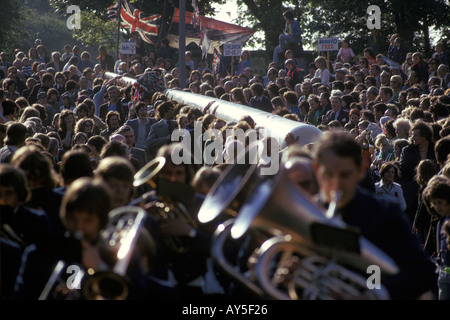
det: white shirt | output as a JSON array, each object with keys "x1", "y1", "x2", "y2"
[
  {"x1": 313, "y1": 68, "x2": 330, "y2": 86},
  {"x1": 375, "y1": 180, "x2": 407, "y2": 212}
]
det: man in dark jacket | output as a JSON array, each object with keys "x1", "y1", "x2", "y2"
[
  {"x1": 312, "y1": 131, "x2": 437, "y2": 300},
  {"x1": 98, "y1": 85, "x2": 128, "y2": 125},
  {"x1": 249, "y1": 83, "x2": 273, "y2": 113},
  {"x1": 325, "y1": 96, "x2": 350, "y2": 127},
  {"x1": 399, "y1": 120, "x2": 437, "y2": 223}
]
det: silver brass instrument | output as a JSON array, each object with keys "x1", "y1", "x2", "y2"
[
  {"x1": 199, "y1": 151, "x2": 399, "y2": 300},
  {"x1": 39, "y1": 206, "x2": 146, "y2": 300},
  {"x1": 81, "y1": 206, "x2": 147, "y2": 300},
  {"x1": 133, "y1": 156, "x2": 198, "y2": 254}
]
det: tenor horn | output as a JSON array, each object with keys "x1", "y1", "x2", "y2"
[
  {"x1": 81, "y1": 206, "x2": 147, "y2": 300},
  {"x1": 39, "y1": 207, "x2": 146, "y2": 300}
]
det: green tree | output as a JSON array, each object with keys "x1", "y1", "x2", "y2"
[
  {"x1": 71, "y1": 10, "x2": 119, "y2": 51},
  {"x1": 0, "y1": 0, "x2": 31, "y2": 57},
  {"x1": 232, "y1": 0, "x2": 450, "y2": 58}
]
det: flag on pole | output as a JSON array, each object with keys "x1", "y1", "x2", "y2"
[
  {"x1": 212, "y1": 48, "x2": 220, "y2": 74},
  {"x1": 192, "y1": 0, "x2": 200, "y2": 29},
  {"x1": 167, "y1": 8, "x2": 255, "y2": 55},
  {"x1": 107, "y1": 3, "x2": 119, "y2": 21},
  {"x1": 120, "y1": 0, "x2": 162, "y2": 45},
  {"x1": 199, "y1": 22, "x2": 210, "y2": 59}
]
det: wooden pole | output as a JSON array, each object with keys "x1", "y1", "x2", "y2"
[
  {"x1": 116, "y1": 0, "x2": 123, "y2": 60},
  {"x1": 178, "y1": 0, "x2": 186, "y2": 89}
]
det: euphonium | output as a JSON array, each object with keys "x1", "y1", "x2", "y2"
[
  {"x1": 199, "y1": 153, "x2": 399, "y2": 300},
  {"x1": 133, "y1": 156, "x2": 198, "y2": 254}
]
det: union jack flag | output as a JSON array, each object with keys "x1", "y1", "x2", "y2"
[{"x1": 120, "y1": 0, "x2": 162, "y2": 45}]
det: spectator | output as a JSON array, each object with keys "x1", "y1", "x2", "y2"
[
  {"x1": 97, "y1": 45, "x2": 115, "y2": 72},
  {"x1": 100, "y1": 110, "x2": 121, "y2": 142},
  {"x1": 146, "y1": 101, "x2": 177, "y2": 160},
  {"x1": 324, "y1": 96, "x2": 349, "y2": 127},
  {"x1": 285, "y1": 58, "x2": 304, "y2": 88},
  {"x1": 312, "y1": 57, "x2": 330, "y2": 86},
  {"x1": 237, "y1": 50, "x2": 252, "y2": 76},
  {"x1": 335, "y1": 39, "x2": 355, "y2": 64},
  {"x1": 0, "y1": 122, "x2": 28, "y2": 163},
  {"x1": 432, "y1": 42, "x2": 449, "y2": 67},
  {"x1": 248, "y1": 83, "x2": 272, "y2": 113},
  {"x1": 46, "y1": 51, "x2": 65, "y2": 72},
  {"x1": 422, "y1": 175, "x2": 450, "y2": 300},
  {"x1": 375, "y1": 161, "x2": 407, "y2": 212},
  {"x1": 272, "y1": 10, "x2": 302, "y2": 64},
  {"x1": 411, "y1": 52, "x2": 429, "y2": 91},
  {"x1": 399, "y1": 120, "x2": 437, "y2": 223},
  {"x1": 386, "y1": 36, "x2": 407, "y2": 66}
]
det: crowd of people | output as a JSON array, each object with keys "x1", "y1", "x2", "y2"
[{"x1": 1, "y1": 17, "x2": 450, "y2": 301}]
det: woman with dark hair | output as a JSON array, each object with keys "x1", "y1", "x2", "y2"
[
  {"x1": 97, "y1": 45, "x2": 115, "y2": 72},
  {"x1": 10, "y1": 145, "x2": 63, "y2": 237},
  {"x1": 375, "y1": 162, "x2": 406, "y2": 212},
  {"x1": 58, "y1": 109, "x2": 76, "y2": 151},
  {"x1": 422, "y1": 175, "x2": 450, "y2": 300},
  {"x1": 237, "y1": 50, "x2": 252, "y2": 76},
  {"x1": 75, "y1": 117, "x2": 95, "y2": 139},
  {"x1": 100, "y1": 110, "x2": 121, "y2": 141},
  {"x1": 74, "y1": 102, "x2": 90, "y2": 121},
  {"x1": 411, "y1": 159, "x2": 440, "y2": 254},
  {"x1": 411, "y1": 52, "x2": 429, "y2": 92},
  {"x1": 363, "y1": 47, "x2": 377, "y2": 66}
]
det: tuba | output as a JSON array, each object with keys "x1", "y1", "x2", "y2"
[
  {"x1": 198, "y1": 148, "x2": 399, "y2": 300},
  {"x1": 39, "y1": 206, "x2": 147, "y2": 300},
  {"x1": 133, "y1": 156, "x2": 198, "y2": 254}
]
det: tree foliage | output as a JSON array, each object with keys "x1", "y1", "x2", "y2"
[
  {"x1": 71, "y1": 10, "x2": 119, "y2": 50},
  {"x1": 0, "y1": 0, "x2": 31, "y2": 57},
  {"x1": 233, "y1": 0, "x2": 450, "y2": 56}
]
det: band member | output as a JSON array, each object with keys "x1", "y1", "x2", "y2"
[
  {"x1": 312, "y1": 131, "x2": 437, "y2": 299},
  {"x1": 12, "y1": 177, "x2": 113, "y2": 299}
]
